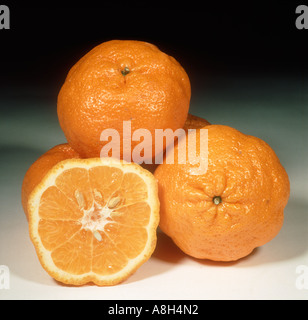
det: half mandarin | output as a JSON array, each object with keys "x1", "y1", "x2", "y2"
[{"x1": 27, "y1": 157, "x2": 160, "y2": 286}]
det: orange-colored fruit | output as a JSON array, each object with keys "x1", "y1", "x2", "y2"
[
  {"x1": 57, "y1": 40, "x2": 191, "y2": 160},
  {"x1": 27, "y1": 157, "x2": 160, "y2": 286},
  {"x1": 22, "y1": 144, "x2": 80, "y2": 218},
  {"x1": 154, "y1": 125, "x2": 290, "y2": 261},
  {"x1": 183, "y1": 113, "x2": 211, "y2": 131}
]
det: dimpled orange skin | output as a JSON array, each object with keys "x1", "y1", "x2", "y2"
[
  {"x1": 21, "y1": 144, "x2": 80, "y2": 218},
  {"x1": 57, "y1": 40, "x2": 191, "y2": 160},
  {"x1": 154, "y1": 125, "x2": 290, "y2": 261}
]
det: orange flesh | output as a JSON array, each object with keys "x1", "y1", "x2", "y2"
[{"x1": 37, "y1": 166, "x2": 151, "y2": 276}]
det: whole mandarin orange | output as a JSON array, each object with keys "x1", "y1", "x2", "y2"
[
  {"x1": 57, "y1": 40, "x2": 191, "y2": 161},
  {"x1": 154, "y1": 125, "x2": 290, "y2": 261}
]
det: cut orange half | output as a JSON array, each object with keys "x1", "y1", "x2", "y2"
[{"x1": 27, "y1": 158, "x2": 160, "y2": 286}]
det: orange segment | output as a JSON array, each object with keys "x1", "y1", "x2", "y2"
[
  {"x1": 104, "y1": 224, "x2": 148, "y2": 259},
  {"x1": 111, "y1": 202, "x2": 151, "y2": 227},
  {"x1": 92, "y1": 230, "x2": 128, "y2": 276},
  {"x1": 38, "y1": 219, "x2": 82, "y2": 251},
  {"x1": 28, "y1": 158, "x2": 160, "y2": 286},
  {"x1": 39, "y1": 186, "x2": 83, "y2": 220},
  {"x1": 118, "y1": 172, "x2": 148, "y2": 205},
  {"x1": 51, "y1": 229, "x2": 93, "y2": 275},
  {"x1": 88, "y1": 166, "x2": 124, "y2": 205},
  {"x1": 55, "y1": 167, "x2": 94, "y2": 210}
]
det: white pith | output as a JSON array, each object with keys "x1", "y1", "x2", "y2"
[{"x1": 79, "y1": 200, "x2": 114, "y2": 234}]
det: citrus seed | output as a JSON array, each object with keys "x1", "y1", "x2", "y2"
[
  {"x1": 75, "y1": 190, "x2": 86, "y2": 209},
  {"x1": 108, "y1": 196, "x2": 121, "y2": 209},
  {"x1": 93, "y1": 231, "x2": 102, "y2": 242}
]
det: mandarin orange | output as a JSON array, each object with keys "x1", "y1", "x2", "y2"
[
  {"x1": 154, "y1": 125, "x2": 290, "y2": 261},
  {"x1": 57, "y1": 40, "x2": 191, "y2": 161},
  {"x1": 26, "y1": 157, "x2": 160, "y2": 286}
]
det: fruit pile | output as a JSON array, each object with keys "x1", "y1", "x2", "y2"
[{"x1": 21, "y1": 40, "x2": 290, "y2": 286}]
